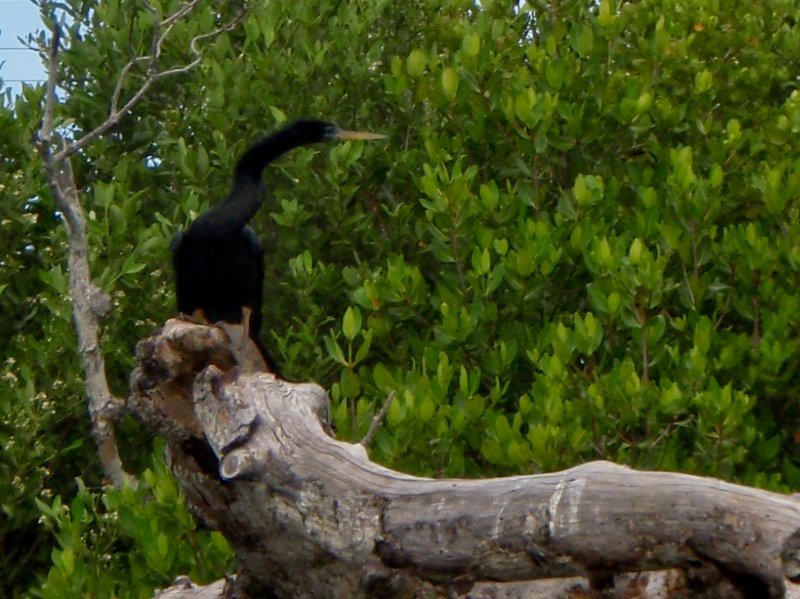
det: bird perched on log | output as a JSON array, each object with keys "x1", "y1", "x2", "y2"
[{"x1": 171, "y1": 119, "x2": 385, "y2": 376}]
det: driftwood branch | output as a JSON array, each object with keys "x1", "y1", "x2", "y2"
[
  {"x1": 129, "y1": 320, "x2": 800, "y2": 598},
  {"x1": 153, "y1": 577, "x2": 229, "y2": 599},
  {"x1": 32, "y1": 0, "x2": 245, "y2": 486}
]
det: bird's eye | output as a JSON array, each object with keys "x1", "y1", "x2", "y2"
[{"x1": 323, "y1": 125, "x2": 340, "y2": 140}]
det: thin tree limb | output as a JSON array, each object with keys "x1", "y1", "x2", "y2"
[
  {"x1": 360, "y1": 391, "x2": 396, "y2": 448},
  {"x1": 32, "y1": 0, "x2": 248, "y2": 487},
  {"x1": 57, "y1": 4, "x2": 246, "y2": 161},
  {"x1": 109, "y1": 0, "x2": 201, "y2": 115},
  {"x1": 39, "y1": 16, "x2": 58, "y2": 143},
  {"x1": 34, "y1": 13, "x2": 129, "y2": 486}
]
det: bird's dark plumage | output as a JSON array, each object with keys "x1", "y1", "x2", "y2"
[{"x1": 171, "y1": 119, "x2": 384, "y2": 376}]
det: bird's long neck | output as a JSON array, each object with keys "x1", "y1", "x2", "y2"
[
  {"x1": 234, "y1": 126, "x2": 312, "y2": 184},
  {"x1": 189, "y1": 126, "x2": 316, "y2": 237}
]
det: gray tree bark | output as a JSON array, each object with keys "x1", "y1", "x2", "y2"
[
  {"x1": 34, "y1": 0, "x2": 246, "y2": 488},
  {"x1": 130, "y1": 319, "x2": 800, "y2": 599}
]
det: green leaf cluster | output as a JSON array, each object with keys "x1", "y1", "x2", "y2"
[
  {"x1": 33, "y1": 443, "x2": 232, "y2": 599},
  {"x1": 317, "y1": 0, "x2": 800, "y2": 486},
  {"x1": 2, "y1": 0, "x2": 800, "y2": 595}
]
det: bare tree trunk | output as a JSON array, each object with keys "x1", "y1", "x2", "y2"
[
  {"x1": 129, "y1": 319, "x2": 800, "y2": 599},
  {"x1": 32, "y1": 0, "x2": 245, "y2": 486},
  {"x1": 34, "y1": 22, "x2": 129, "y2": 486}
]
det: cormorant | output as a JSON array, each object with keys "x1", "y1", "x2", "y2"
[{"x1": 171, "y1": 118, "x2": 385, "y2": 376}]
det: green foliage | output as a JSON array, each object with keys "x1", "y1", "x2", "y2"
[
  {"x1": 312, "y1": 0, "x2": 800, "y2": 485},
  {"x1": 33, "y1": 443, "x2": 232, "y2": 599},
  {"x1": 2, "y1": 0, "x2": 800, "y2": 595}
]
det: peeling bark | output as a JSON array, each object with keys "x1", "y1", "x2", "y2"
[{"x1": 129, "y1": 320, "x2": 800, "y2": 598}]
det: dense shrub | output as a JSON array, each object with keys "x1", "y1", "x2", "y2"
[{"x1": 1, "y1": 0, "x2": 799, "y2": 595}]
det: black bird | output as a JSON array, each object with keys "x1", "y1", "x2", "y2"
[{"x1": 171, "y1": 118, "x2": 385, "y2": 375}]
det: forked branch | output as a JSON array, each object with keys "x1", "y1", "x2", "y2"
[
  {"x1": 56, "y1": 2, "x2": 247, "y2": 161},
  {"x1": 32, "y1": 0, "x2": 247, "y2": 487}
]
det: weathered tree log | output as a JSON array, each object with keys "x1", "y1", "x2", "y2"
[
  {"x1": 153, "y1": 577, "x2": 228, "y2": 599},
  {"x1": 129, "y1": 320, "x2": 800, "y2": 599}
]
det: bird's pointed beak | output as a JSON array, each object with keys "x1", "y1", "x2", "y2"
[{"x1": 333, "y1": 129, "x2": 387, "y2": 141}]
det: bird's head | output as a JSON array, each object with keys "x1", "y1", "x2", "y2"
[{"x1": 286, "y1": 118, "x2": 386, "y2": 145}]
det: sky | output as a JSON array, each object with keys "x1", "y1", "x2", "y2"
[{"x1": 0, "y1": 0, "x2": 46, "y2": 97}]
